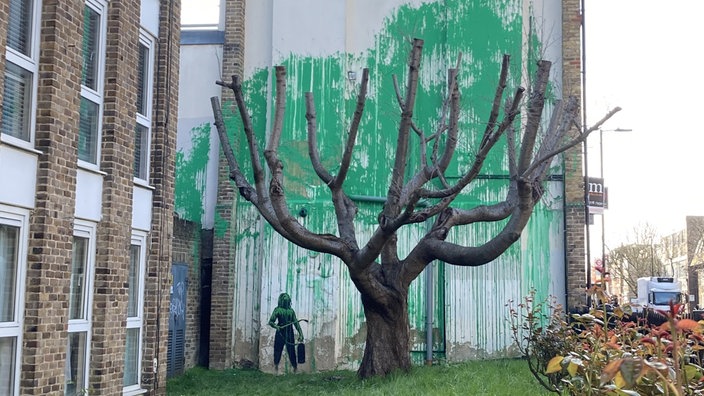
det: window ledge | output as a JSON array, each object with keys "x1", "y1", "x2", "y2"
[
  {"x1": 77, "y1": 161, "x2": 107, "y2": 176},
  {"x1": 123, "y1": 387, "x2": 148, "y2": 396},
  {"x1": 0, "y1": 135, "x2": 43, "y2": 155},
  {"x1": 133, "y1": 178, "x2": 154, "y2": 190}
]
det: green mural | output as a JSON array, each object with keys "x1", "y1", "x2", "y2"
[
  {"x1": 213, "y1": 0, "x2": 562, "y2": 361},
  {"x1": 175, "y1": 122, "x2": 211, "y2": 224},
  {"x1": 229, "y1": 0, "x2": 552, "y2": 233}
]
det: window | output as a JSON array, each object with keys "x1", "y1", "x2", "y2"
[
  {"x1": 651, "y1": 291, "x2": 682, "y2": 306},
  {"x1": 78, "y1": 0, "x2": 107, "y2": 167},
  {"x1": 123, "y1": 232, "x2": 147, "y2": 393},
  {"x1": 181, "y1": 0, "x2": 221, "y2": 29},
  {"x1": 66, "y1": 221, "x2": 96, "y2": 396},
  {"x1": 1, "y1": 0, "x2": 40, "y2": 146},
  {"x1": 134, "y1": 31, "x2": 154, "y2": 182},
  {"x1": 0, "y1": 206, "x2": 28, "y2": 396}
]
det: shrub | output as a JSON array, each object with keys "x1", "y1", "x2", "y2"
[{"x1": 509, "y1": 287, "x2": 704, "y2": 395}]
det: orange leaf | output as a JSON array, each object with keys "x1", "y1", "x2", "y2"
[
  {"x1": 677, "y1": 318, "x2": 700, "y2": 331},
  {"x1": 601, "y1": 359, "x2": 624, "y2": 385},
  {"x1": 606, "y1": 342, "x2": 622, "y2": 350}
]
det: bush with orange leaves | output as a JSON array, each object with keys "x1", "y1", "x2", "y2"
[{"x1": 508, "y1": 286, "x2": 704, "y2": 395}]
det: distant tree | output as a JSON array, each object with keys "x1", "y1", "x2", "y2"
[
  {"x1": 210, "y1": 38, "x2": 620, "y2": 378},
  {"x1": 608, "y1": 224, "x2": 666, "y2": 297}
]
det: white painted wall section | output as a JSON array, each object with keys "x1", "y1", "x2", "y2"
[
  {"x1": 75, "y1": 169, "x2": 103, "y2": 222},
  {"x1": 0, "y1": 145, "x2": 37, "y2": 209},
  {"x1": 140, "y1": 0, "x2": 160, "y2": 37},
  {"x1": 132, "y1": 185, "x2": 153, "y2": 231}
]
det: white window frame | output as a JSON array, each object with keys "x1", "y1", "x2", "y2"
[
  {"x1": 134, "y1": 30, "x2": 155, "y2": 185},
  {"x1": 0, "y1": 205, "x2": 29, "y2": 396},
  {"x1": 77, "y1": 0, "x2": 108, "y2": 170},
  {"x1": 1, "y1": 0, "x2": 42, "y2": 149},
  {"x1": 66, "y1": 220, "x2": 96, "y2": 395},
  {"x1": 123, "y1": 230, "x2": 147, "y2": 395}
]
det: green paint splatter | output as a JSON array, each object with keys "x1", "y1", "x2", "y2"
[
  {"x1": 175, "y1": 122, "x2": 211, "y2": 223},
  {"x1": 210, "y1": 0, "x2": 564, "y2": 357}
]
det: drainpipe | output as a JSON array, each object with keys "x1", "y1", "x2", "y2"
[
  {"x1": 562, "y1": 170, "x2": 570, "y2": 310},
  {"x1": 425, "y1": 261, "x2": 433, "y2": 365},
  {"x1": 348, "y1": 195, "x2": 429, "y2": 208}
]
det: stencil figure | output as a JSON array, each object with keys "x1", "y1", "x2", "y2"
[{"x1": 268, "y1": 293, "x2": 304, "y2": 373}]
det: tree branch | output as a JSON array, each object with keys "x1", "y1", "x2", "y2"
[
  {"x1": 419, "y1": 87, "x2": 524, "y2": 200},
  {"x1": 211, "y1": 93, "x2": 288, "y2": 239},
  {"x1": 432, "y1": 68, "x2": 460, "y2": 176},
  {"x1": 421, "y1": 176, "x2": 534, "y2": 267},
  {"x1": 517, "y1": 60, "x2": 551, "y2": 174},
  {"x1": 334, "y1": 68, "x2": 370, "y2": 189},
  {"x1": 209, "y1": 97, "x2": 256, "y2": 202},
  {"x1": 305, "y1": 92, "x2": 334, "y2": 185},
  {"x1": 523, "y1": 103, "x2": 622, "y2": 179},
  {"x1": 217, "y1": 75, "x2": 267, "y2": 199},
  {"x1": 254, "y1": 67, "x2": 351, "y2": 259},
  {"x1": 479, "y1": 54, "x2": 510, "y2": 150},
  {"x1": 382, "y1": 38, "x2": 424, "y2": 228}
]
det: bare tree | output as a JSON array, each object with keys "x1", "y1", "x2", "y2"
[
  {"x1": 210, "y1": 38, "x2": 619, "y2": 378},
  {"x1": 608, "y1": 224, "x2": 666, "y2": 298}
]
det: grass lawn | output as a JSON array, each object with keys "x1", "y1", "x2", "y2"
[{"x1": 167, "y1": 358, "x2": 553, "y2": 395}]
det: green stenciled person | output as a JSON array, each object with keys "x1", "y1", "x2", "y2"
[{"x1": 268, "y1": 293, "x2": 304, "y2": 373}]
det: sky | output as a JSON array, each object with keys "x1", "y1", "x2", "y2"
[
  {"x1": 178, "y1": 0, "x2": 704, "y2": 247},
  {"x1": 585, "y1": 0, "x2": 704, "y2": 248}
]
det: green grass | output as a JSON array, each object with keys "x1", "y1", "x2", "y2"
[{"x1": 167, "y1": 359, "x2": 553, "y2": 395}]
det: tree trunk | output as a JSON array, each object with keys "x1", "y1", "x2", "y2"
[{"x1": 357, "y1": 293, "x2": 412, "y2": 378}]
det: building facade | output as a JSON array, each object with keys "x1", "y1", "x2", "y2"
[
  {"x1": 0, "y1": 0, "x2": 179, "y2": 394},
  {"x1": 660, "y1": 216, "x2": 704, "y2": 311},
  {"x1": 176, "y1": 0, "x2": 587, "y2": 373}
]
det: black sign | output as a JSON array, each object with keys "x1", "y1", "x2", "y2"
[{"x1": 586, "y1": 177, "x2": 608, "y2": 212}]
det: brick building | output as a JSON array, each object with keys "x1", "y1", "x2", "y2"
[
  {"x1": 0, "y1": 0, "x2": 179, "y2": 395},
  {"x1": 659, "y1": 216, "x2": 704, "y2": 311}
]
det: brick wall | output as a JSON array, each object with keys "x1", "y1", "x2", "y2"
[
  {"x1": 89, "y1": 0, "x2": 141, "y2": 393},
  {"x1": 210, "y1": 0, "x2": 246, "y2": 370},
  {"x1": 141, "y1": 0, "x2": 180, "y2": 394},
  {"x1": 20, "y1": 0, "x2": 83, "y2": 394},
  {"x1": 0, "y1": 0, "x2": 179, "y2": 394},
  {"x1": 562, "y1": 0, "x2": 587, "y2": 309},
  {"x1": 172, "y1": 217, "x2": 202, "y2": 370}
]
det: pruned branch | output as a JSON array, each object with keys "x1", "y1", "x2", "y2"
[
  {"x1": 210, "y1": 95, "x2": 288, "y2": 239},
  {"x1": 210, "y1": 96, "x2": 256, "y2": 201},
  {"x1": 216, "y1": 71, "x2": 352, "y2": 261},
  {"x1": 418, "y1": 86, "x2": 524, "y2": 200},
  {"x1": 517, "y1": 60, "x2": 551, "y2": 174},
  {"x1": 383, "y1": 38, "x2": 424, "y2": 227},
  {"x1": 216, "y1": 75, "x2": 267, "y2": 197},
  {"x1": 305, "y1": 92, "x2": 334, "y2": 185},
  {"x1": 335, "y1": 68, "x2": 370, "y2": 189},
  {"x1": 479, "y1": 54, "x2": 511, "y2": 150}
]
